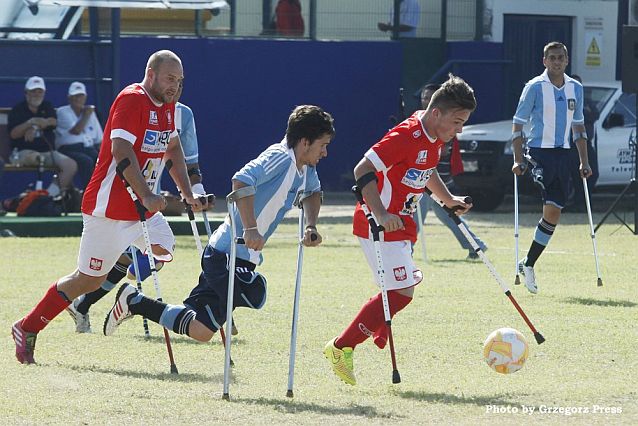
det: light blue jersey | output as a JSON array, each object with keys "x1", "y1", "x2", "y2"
[
  {"x1": 175, "y1": 102, "x2": 198, "y2": 165},
  {"x1": 156, "y1": 102, "x2": 198, "y2": 193},
  {"x1": 513, "y1": 70, "x2": 584, "y2": 149},
  {"x1": 210, "y1": 138, "x2": 321, "y2": 265}
]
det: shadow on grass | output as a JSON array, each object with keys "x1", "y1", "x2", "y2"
[
  {"x1": 562, "y1": 297, "x2": 637, "y2": 308},
  {"x1": 57, "y1": 362, "x2": 226, "y2": 383},
  {"x1": 427, "y1": 258, "x2": 482, "y2": 265},
  {"x1": 133, "y1": 334, "x2": 247, "y2": 347},
  {"x1": 233, "y1": 397, "x2": 401, "y2": 419},
  {"x1": 397, "y1": 391, "x2": 518, "y2": 406}
]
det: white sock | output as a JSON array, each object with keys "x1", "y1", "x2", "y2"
[{"x1": 47, "y1": 182, "x2": 60, "y2": 197}]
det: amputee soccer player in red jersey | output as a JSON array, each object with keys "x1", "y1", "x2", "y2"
[
  {"x1": 11, "y1": 50, "x2": 206, "y2": 364},
  {"x1": 324, "y1": 74, "x2": 477, "y2": 385}
]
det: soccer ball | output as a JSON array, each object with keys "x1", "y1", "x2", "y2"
[{"x1": 483, "y1": 328, "x2": 529, "y2": 374}]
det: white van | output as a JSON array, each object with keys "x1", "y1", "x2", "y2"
[{"x1": 454, "y1": 81, "x2": 636, "y2": 211}]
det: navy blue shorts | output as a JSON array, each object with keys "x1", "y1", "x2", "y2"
[
  {"x1": 183, "y1": 245, "x2": 267, "y2": 332},
  {"x1": 528, "y1": 147, "x2": 571, "y2": 208}
]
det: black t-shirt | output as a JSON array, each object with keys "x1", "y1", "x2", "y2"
[{"x1": 8, "y1": 100, "x2": 57, "y2": 152}]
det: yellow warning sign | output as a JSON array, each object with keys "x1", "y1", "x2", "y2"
[{"x1": 587, "y1": 38, "x2": 600, "y2": 55}]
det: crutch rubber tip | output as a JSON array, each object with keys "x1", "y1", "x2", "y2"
[
  {"x1": 597, "y1": 278, "x2": 603, "y2": 287},
  {"x1": 534, "y1": 332, "x2": 545, "y2": 345},
  {"x1": 514, "y1": 275, "x2": 521, "y2": 285},
  {"x1": 392, "y1": 370, "x2": 401, "y2": 384},
  {"x1": 286, "y1": 390, "x2": 294, "y2": 398},
  {"x1": 222, "y1": 393, "x2": 230, "y2": 401},
  {"x1": 170, "y1": 364, "x2": 179, "y2": 374}
]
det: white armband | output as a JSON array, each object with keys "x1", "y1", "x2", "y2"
[{"x1": 511, "y1": 130, "x2": 525, "y2": 141}]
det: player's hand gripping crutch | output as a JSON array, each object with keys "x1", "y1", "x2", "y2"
[
  {"x1": 353, "y1": 185, "x2": 401, "y2": 384},
  {"x1": 129, "y1": 246, "x2": 151, "y2": 338},
  {"x1": 582, "y1": 177, "x2": 603, "y2": 286},
  {"x1": 201, "y1": 201, "x2": 239, "y2": 336},
  {"x1": 426, "y1": 189, "x2": 545, "y2": 344},
  {"x1": 184, "y1": 197, "x2": 234, "y2": 365},
  {"x1": 222, "y1": 185, "x2": 256, "y2": 400},
  {"x1": 513, "y1": 173, "x2": 521, "y2": 285},
  {"x1": 286, "y1": 193, "x2": 318, "y2": 398},
  {"x1": 116, "y1": 158, "x2": 179, "y2": 374}
]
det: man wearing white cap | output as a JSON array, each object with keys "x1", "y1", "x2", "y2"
[
  {"x1": 8, "y1": 76, "x2": 77, "y2": 196},
  {"x1": 55, "y1": 81, "x2": 103, "y2": 189}
]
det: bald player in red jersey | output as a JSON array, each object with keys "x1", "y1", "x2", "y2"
[
  {"x1": 11, "y1": 50, "x2": 206, "y2": 365},
  {"x1": 324, "y1": 74, "x2": 477, "y2": 386}
]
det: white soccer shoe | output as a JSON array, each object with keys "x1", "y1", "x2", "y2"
[
  {"x1": 103, "y1": 283, "x2": 137, "y2": 336},
  {"x1": 518, "y1": 258, "x2": 538, "y2": 294},
  {"x1": 66, "y1": 298, "x2": 92, "y2": 333}
]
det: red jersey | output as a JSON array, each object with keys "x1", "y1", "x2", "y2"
[
  {"x1": 82, "y1": 84, "x2": 177, "y2": 220},
  {"x1": 353, "y1": 111, "x2": 444, "y2": 242}
]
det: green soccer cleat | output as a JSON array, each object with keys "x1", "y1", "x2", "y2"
[{"x1": 323, "y1": 338, "x2": 356, "y2": 385}]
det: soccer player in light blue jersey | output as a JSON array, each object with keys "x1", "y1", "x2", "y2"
[
  {"x1": 511, "y1": 41, "x2": 592, "y2": 294},
  {"x1": 103, "y1": 105, "x2": 335, "y2": 344}
]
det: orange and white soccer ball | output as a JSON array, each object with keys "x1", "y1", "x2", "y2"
[{"x1": 483, "y1": 328, "x2": 529, "y2": 374}]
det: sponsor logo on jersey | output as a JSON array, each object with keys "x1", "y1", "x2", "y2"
[
  {"x1": 40, "y1": 316, "x2": 50, "y2": 324},
  {"x1": 401, "y1": 192, "x2": 421, "y2": 215},
  {"x1": 568, "y1": 99, "x2": 576, "y2": 110},
  {"x1": 416, "y1": 150, "x2": 428, "y2": 164},
  {"x1": 166, "y1": 110, "x2": 172, "y2": 126},
  {"x1": 413, "y1": 130, "x2": 422, "y2": 139},
  {"x1": 393, "y1": 266, "x2": 407, "y2": 281},
  {"x1": 142, "y1": 129, "x2": 171, "y2": 153},
  {"x1": 141, "y1": 158, "x2": 162, "y2": 189},
  {"x1": 149, "y1": 111, "x2": 158, "y2": 125},
  {"x1": 401, "y1": 168, "x2": 434, "y2": 189},
  {"x1": 90, "y1": 257, "x2": 103, "y2": 271}
]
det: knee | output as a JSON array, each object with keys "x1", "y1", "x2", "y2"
[
  {"x1": 150, "y1": 244, "x2": 170, "y2": 257},
  {"x1": 187, "y1": 320, "x2": 216, "y2": 342},
  {"x1": 59, "y1": 154, "x2": 78, "y2": 174}
]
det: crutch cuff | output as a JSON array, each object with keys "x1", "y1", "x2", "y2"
[{"x1": 355, "y1": 172, "x2": 378, "y2": 191}]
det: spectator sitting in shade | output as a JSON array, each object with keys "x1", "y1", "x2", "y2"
[
  {"x1": 8, "y1": 76, "x2": 77, "y2": 197},
  {"x1": 55, "y1": 82, "x2": 103, "y2": 190}
]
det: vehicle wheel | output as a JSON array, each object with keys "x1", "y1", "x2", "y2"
[{"x1": 466, "y1": 189, "x2": 505, "y2": 212}]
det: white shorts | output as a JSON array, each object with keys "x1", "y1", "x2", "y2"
[
  {"x1": 77, "y1": 212, "x2": 175, "y2": 277},
  {"x1": 358, "y1": 238, "x2": 423, "y2": 291}
]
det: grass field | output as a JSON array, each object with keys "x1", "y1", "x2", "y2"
[{"x1": 1, "y1": 212, "x2": 637, "y2": 424}]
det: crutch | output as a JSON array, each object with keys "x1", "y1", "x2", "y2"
[
  {"x1": 222, "y1": 185, "x2": 256, "y2": 400},
  {"x1": 203, "y1": 207, "x2": 238, "y2": 336},
  {"x1": 352, "y1": 185, "x2": 401, "y2": 384},
  {"x1": 184, "y1": 198, "x2": 233, "y2": 365},
  {"x1": 286, "y1": 193, "x2": 317, "y2": 398},
  {"x1": 202, "y1": 209, "x2": 213, "y2": 239},
  {"x1": 415, "y1": 201, "x2": 427, "y2": 263},
  {"x1": 582, "y1": 177, "x2": 603, "y2": 286},
  {"x1": 513, "y1": 174, "x2": 521, "y2": 285},
  {"x1": 426, "y1": 189, "x2": 545, "y2": 345},
  {"x1": 129, "y1": 246, "x2": 150, "y2": 338},
  {"x1": 116, "y1": 158, "x2": 178, "y2": 373}
]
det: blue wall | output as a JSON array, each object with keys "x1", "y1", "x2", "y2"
[
  {"x1": 445, "y1": 41, "x2": 507, "y2": 124},
  {"x1": 0, "y1": 37, "x2": 403, "y2": 199}
]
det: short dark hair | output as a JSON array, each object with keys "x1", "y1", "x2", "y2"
[
  {"x1": 286, "y1": 105, "x2": 335, "y2": 148},
  {"x1": 429, "y1": 74, "x2": 476, "y2": 113},
  {"x1": 543, "y1": 41, "x2": 568, "y2": 58}
]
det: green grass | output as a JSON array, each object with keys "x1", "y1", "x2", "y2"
[{"x1": 1, "y1": 212, "x2": 637, "y2": 424}]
